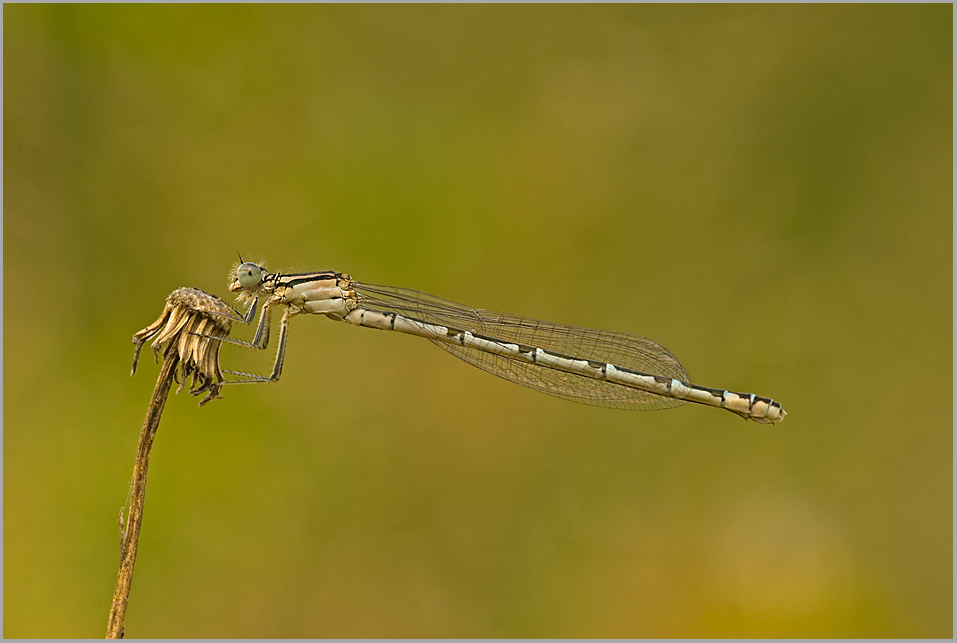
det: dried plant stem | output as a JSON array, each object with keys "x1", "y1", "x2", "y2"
[
  {"x1": 106, "y1": 344, "x2": 179, "y2": 639},
  {"x1": 107, "y1": 287, "x2": 236, "y2": 637}
]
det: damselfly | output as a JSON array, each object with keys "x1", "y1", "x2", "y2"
[{"x1": 211, "y1": 261, "x2": 786, "y2": 424}]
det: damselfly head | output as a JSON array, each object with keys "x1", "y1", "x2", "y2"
[{"x1": 230, "y1": 262, "x2": 265, "y2": 293}]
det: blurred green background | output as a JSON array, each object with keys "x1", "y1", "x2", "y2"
[{"x1": 4, "y1": 4, "x2": 951, "y2": 638}]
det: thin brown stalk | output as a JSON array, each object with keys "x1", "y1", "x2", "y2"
[
  {"x1": 106, "y1": 344, "x2": 178, "y2": 639},
  {"x1": 106, "y1": 288, "x2": 239, "y2": 639}
]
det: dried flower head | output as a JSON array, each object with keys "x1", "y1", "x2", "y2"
[{"x1": 131, "y1": 287, "x2": 238, "y2": 405}]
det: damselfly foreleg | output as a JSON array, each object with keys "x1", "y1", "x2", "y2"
[{"x1": 220, "y1": 305, "x2": 294, "y2": 384}]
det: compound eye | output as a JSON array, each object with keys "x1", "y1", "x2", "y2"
[{"x1": 236, "y1": 262, "x2": 264, "y2": 289}]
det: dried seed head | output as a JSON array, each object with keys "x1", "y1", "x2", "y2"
[{"x1": 132, "y1": 288, "x2": 238, "y2": 405}]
